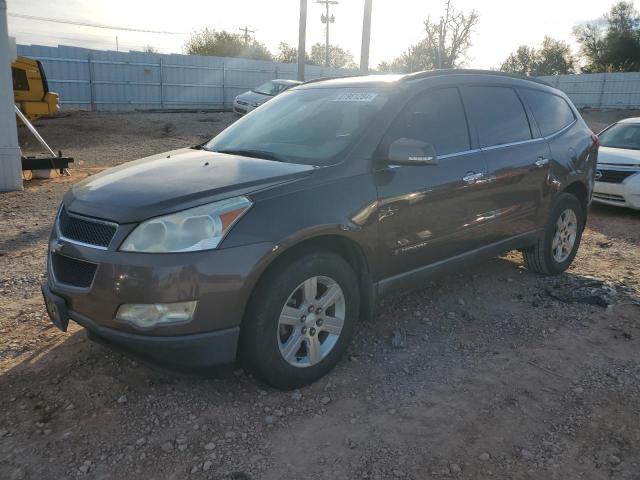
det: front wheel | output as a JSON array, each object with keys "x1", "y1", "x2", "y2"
[
  {"x1": 522, "y1": 193, "x2": 584, "y2": 275},
  {"x1": 240, "y1": 252, "x2": 359, "y2": 389}
]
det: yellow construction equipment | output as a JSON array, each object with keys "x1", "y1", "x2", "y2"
[{"x1": 12, "y1": 55, "x2": 59, "y2": 120}]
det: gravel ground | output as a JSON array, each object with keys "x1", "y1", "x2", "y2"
[{"x1": 1, "y1": 110, "x2": 639, "y2": 480}]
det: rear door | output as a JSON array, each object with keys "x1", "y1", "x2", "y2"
[
  {"x1": 374, "y1": 87, "x2": 490, "y2": 279},
  {"x1": 461, "y1": 85, "x2": 551, "y2": 243}
]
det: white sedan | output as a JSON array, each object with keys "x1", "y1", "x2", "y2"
[
  {"x1": 232, "y1": 79, "x2": 301, "y2": 116},
  {"x1": 593, "y1": 117, "x2": 640, "y2": 210}
]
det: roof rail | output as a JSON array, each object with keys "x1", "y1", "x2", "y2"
[
  {"x1": 401, "y1": 69, "x2": 553, "y2": 87},
  {"x1": 301, "y1": 74, "x2": 358, "y2": 85}
]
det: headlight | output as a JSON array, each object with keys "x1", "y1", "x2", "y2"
[{"x1": 120, "y1": 196, "x2": 252, "y2": 253}]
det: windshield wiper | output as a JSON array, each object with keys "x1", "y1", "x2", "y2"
[{"x1": 215, "y1": 149, "x2": 287, "y2": 162}]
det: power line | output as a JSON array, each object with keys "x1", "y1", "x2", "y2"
[{"x1": 8, "y1": 13, "x2": 186, "y2": 35}]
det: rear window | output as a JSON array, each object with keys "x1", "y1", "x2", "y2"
[
  {"x1": 463, "y1": 86, "x2": 532, "y2": 148},
  {"x1": 521, "y1": 89, "x2": 575, "y2": 137}
]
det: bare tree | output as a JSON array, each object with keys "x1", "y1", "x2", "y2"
[
  {"x1": 426, "y1": 0, "x2": 479, "y2": 69},
  {"x1": 377, "y1": 1, "x2": 478, "y2": 73}
]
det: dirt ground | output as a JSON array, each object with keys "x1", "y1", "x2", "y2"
[{"x1": 1, "y1": 109, "x2": 639, "y2": 480}]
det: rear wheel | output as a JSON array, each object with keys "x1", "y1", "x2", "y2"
[
  {"x1": 522, "y1": 193, "x2": 584, "y2": 275},
  {"x1": 240, "y1": 252, "x2": 359, "y2": 389}
]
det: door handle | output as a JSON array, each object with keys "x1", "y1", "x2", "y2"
[
  {"x1": 462, "y1": 172, "x2": 484, "y2": 184},
  {"x1": 535, "y1": 157, "x2": 550, "y2": 168}
]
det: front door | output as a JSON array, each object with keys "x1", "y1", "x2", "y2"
[{"x1": 374, "y1": 87, "x2": 492, "y2": 280}]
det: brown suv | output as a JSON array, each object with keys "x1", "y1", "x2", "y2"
[{"x1": 42, "y1": 71, "x2": 598, "y2": 389}]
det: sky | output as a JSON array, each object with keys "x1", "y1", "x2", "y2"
[{"x1": 6, "y1": 0, "x2": 629, "y2": 69}]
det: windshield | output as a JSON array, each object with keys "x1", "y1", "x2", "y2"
[
  {"x1": 205, "y1": 87, "x2": 390, "y2": 165},
  {"x1": 253, "y1": 81, "x2": 288, "y2": 96},
  {"x1": 599, "y1": 123, "x2": 640, "y2": 150}
]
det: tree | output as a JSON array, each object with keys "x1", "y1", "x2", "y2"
[
  {"x1": 500, "y1": 37, "x2": 574, "y2": 76},
  {"x1": 143, "y1": 45, "x2": 158, "y2": 54},
  {"x1": 308, "y1": 43, "x2": 357, "y2": 69},
  {"x1": 275, "y1": 42, "x2": 300, "y2": 64},
  {"x1": 500, "y1": 46, "x2": 537, "y2": 76},
  {"x1": 574, "y1": 1, "x2": 640, "y2": 72},
  {"x1": 184, "y1": 28, "x2": 272, "y2": 61},
  {"x1": 376, "y1": 0, "x2": 478, "y2": 73}
]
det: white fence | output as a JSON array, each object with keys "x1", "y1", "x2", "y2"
[
  {"x1": 539, "y1": 72, "x2": 640, "y2": 109},
  {"x1": 17, "y1": 44, "x2": 358, "y2": 111},
  {"x1": 15, "y1": 45, "x2": 640, "y2": 111}
]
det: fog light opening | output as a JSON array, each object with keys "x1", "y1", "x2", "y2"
[{"x1": 115, "y1": 301, "x2": 197, "y2": 329}]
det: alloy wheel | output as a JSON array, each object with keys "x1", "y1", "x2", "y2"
[
  {"x1": 552, "y1": 208, "x2": 578, "y2": 263},
  {"x1": 277, "y1": 276, "x2": 345, "y2": 368}
]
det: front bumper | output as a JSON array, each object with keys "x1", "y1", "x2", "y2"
[
  {"x1": 44, "y1": 284, "x2": 239, "y2": 366},
  {"x1": 46, "y1": 235, "x2": 274, "y2": 366},
  {"x1": 593, "y1": 170, "x2": 640, "y2": 209},
  {"x1": 232, "y1": 100, "x2": 255, "y2": 116}
]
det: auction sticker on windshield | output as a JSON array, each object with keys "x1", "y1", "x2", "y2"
[{"x1": 333, "y1": 92, "x2": 378, "y2": 102}]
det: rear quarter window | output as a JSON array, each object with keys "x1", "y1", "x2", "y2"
[
  {"x1": 462, "y1": 86, "x2": 532, "y2": 148},
  {"x1": 520, "y1": 89, "x2": 575, "y2": 137}
]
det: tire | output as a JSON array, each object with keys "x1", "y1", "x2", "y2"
[
  {"x1": 522, "y1": 193, "x2": 584, "y2": 275},
  {"x1": 240, "y1": 252, "x2": 360, "y2": 390}
]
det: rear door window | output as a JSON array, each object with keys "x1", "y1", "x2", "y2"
[
  {"x1": 520, "y1": 89, "x2": 575, "y2": 137},
  {"x1": 463, "y1": 86, "x2": 532, "y2": 148},
  {"x1": 383, "y1": 87, "x2": 471, "y2": 156}
]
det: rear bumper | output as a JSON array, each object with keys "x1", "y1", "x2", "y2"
[
  {"x1": 593, "y1": 173, "x2": 640, "y2": 209},
  {"x1": 71, "y1": 304, "x2": 240, "y2": 367}
]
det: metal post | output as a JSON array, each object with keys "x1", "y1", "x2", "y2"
[
  {"x1": 325, "y1": 1, "x2": 330, "y2": 66},
  {"x1": 222, "y1": 62, "x2": 226, "y2": 108},
  {"x1": 297, "y1": 0, "x2": 307, "y2": 81},
  {"x1": 274, "y1": 65, "x2": 278, "y2": 80},
  {"x1": 159, "y1": 56, "x2": 164, "y2": 108},
  {"x1": 360, "y1": 0, "x2": 372, "y2": 74},
  {"x1": 599, "y1": 75, "x2": 608, "y2": 109},
  {"x1": 88, "y1": 53, "x2": 95, "y2": 111},
  {"x1": 0, "y1": 0, "x2": 22, "y2": 191}
]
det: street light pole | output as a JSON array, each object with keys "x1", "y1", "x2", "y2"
[
  {"x1": 297, "y1": 0, "x2": 307, "y2": 81},
  {"x1": 317, "y1": 0, "x2": 337, "y2": 67},
  {"x1": 360, "y1": 0, "x2": 372, "y2": 74}
]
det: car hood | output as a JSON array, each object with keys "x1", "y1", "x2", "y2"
[
  {"x1": 236, "y1": 90, "x2": 271, "y2": 104},
  {"x1": 597, "y1": 146, "x2": 640, "y2": 166},
  {"x1": 64, "y1": 148, "x2": 314, "y2": 223}
]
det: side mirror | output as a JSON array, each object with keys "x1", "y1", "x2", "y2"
[{"x1": 388, "y1": 138, "x2": 438, "y2": 165}]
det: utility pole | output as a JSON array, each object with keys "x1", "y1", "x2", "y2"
[
  {"x1": 297, "y1": 0, "x2": 307, "y2": 81},
  {"x1": 238, "y1": 26, "x2": 255, "y2": 45},
  {"x1": 360, "y1": 0, "x2": 372, "y2": 74},
  {"x1": 316, "y1": 0, "x2": 337, "y2": 67},
  {"x1": 115, "y1": 35, "x2": 119, "y2": 52}
]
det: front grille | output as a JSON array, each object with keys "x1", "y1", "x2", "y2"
[
  {"x1": 597, "y1": 169, "x2": 637, "y2": 183},
  {"x1": 593, "y1": 193, "x2": 625, "y2": 203},
  {"x1": 58, "y1": 208, "x2": 117, "y2": 248},
  {"x1": 51, "y1": 253, "x2": 98, "y2": 288}
]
